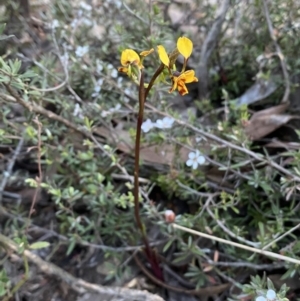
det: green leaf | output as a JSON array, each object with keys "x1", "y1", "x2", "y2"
[
  {"x1": 28, "y1": 90, "x2": 42, "y2": 97},
  {"x1": 0, "y1": 56, "x2": 11, "y2": 73},
  {"x1": 258, "y1": 222, "x2": 265, "y2": 237},
  {"x1": 66, "y1": 238, "x2": 76, "y2": 256},
  {"x1": 20, "y1": 70, "x2": 37, "y2": 79},
  {"x1": 153, "y1": 4, "x2": 160, "y2": 15},
  {"x1": 0, "y1": 283, "x2": 7, "y2": 297},
  {"x1": 0, "y1": 75, "x2": 10, "y2": 83},
  {"x1": 163, "y1": 238, "x2": 174, "y2": 252},
  {"x1": 9, "y1": 59, "x2": 21, "y2": 74},
  {"x1": 0, "y1": 23, "x2": 6, "y2": 35},
  {"x1": 267, "y1": 278, "x2": 275, "y2": 290},
  {"x1": 219, "y1": 160, "x2": 249, "y2": 169},
  {"x1": 29, "y1": 241, "x2": 50, "y2": 250}
]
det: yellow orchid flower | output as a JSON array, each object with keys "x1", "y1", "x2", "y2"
[
  {"x1": 177, "y1": 37, "x2": 193, "y2": 59},
  {"x1": 157, "y1": 45, "x2": 170, "y2": 67},
  {"x1": 118, "y1": 48, "x2": 154, "y2": 76},
  {"x1": 118, "y1": 49, "x2": 143, "y2": 74},
  {"x1": 121, "y1": 49, "x2": 140, "y2": 66},
  {"x1": 170, "y1": 70, "x2": 198, "y2": 96}
]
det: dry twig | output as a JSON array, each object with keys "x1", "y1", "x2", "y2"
[
  {"x1": 262, "y1": 0, "x2": 290, "y2": 103},
  {"x1": 0, "y1": 233, "x2": 164, "y2": 301},
  {"x1": 197, "y1": 0, "x2": 231, "y2": 99},
  {"x1": 27, "y1": 117, "x2": 43, "y2": 219},
  {"x1": 173, "y1": 224, "x2": 300, "y2": 265},
  {"x1": 0, "y1": 134, "x2": 25, "y2": 204}
]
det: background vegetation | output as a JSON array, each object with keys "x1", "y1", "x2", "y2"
[{"x1": 0, "y1": 0, "x2": 300, "y2": 300}]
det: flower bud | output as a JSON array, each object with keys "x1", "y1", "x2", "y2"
[{"x1": 164, "y1": 210, "x2": 175, "y2": 223}]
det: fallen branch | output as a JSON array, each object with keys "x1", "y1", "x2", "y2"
[
  {"x1": 197, "y1": 0, "x2": 231, "y2": 99},
  {"x1": 0, "y1": 233, "x2": 164, "y2": 301},
  {"x1": 262, "y1": 0, "x2": 290, "y2": 103}
]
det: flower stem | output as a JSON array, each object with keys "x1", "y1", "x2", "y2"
[
  {"x1": 133, "y1": 68, "x2": 164, "y2": 280},
  {"x1": 145, "y1": 64, "x2": 164, "y2": 99}
]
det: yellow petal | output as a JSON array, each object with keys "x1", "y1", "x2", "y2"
[
  {"x1": 120, "y1": 49, "x2": 140, "y2": 67},
  {"x1": 157, "y1": 45, "x2": 170, "y2": 66},
  {"x1": 169, "y1": 70, "x2": 198, "y2": 95},
  {"x1": 177, "y1": 82, "x2": 189, "y2": 95},
  {"x1": 179, "y1": 70, "x2": 198, "y2": 83},
  {"x1": 177, "y1": 37, "x2": 193, "y2": 59},
  {"x1": 169, "y1": 76, "x2": 178, "y2": 93},
  {"x1": 140, "y1": 48, "x2": 154, "y2": 57}
]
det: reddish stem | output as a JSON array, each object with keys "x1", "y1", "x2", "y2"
[{"x1": 133, "y1": 68, "x2": 165, "y2": 280}]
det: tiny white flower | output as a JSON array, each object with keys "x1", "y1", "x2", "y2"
[
  {"x1": 154, "y1": 116, "x2": 175, "y2": 129},
  {"x1": 256, "y1": 297, "x2": 267, "y2": 301},
  {"x1": 51, "y1": 19, "x2": 59, "y2": 30},
  {"x1": 115, "y1": 0, "x2": 122, "y2": 8},
  {"x1": 92, "y1": 79, "x2": 103, "y2": 97},
  {"x1": 186, "y1": 150, "x2": 205, "y2": 169},
  {"x1": 111, "y1": 69, "x2": 118, "y2": 78},
  {"x1": 63, "y1": 42, "x2": 72, "y2": 51},
  {"x1": 141, "y1": 119, "x2": 154, "y2": 133},
  {"x1": 92, "y1": 86, "x2": 101, "y2": 97},
  {"x1": 101, "y1": 110, "x2": 109, "y2": 117},
  {"x1": 96, "y1": 61, "x2": 104, "y2": 73},
  {"x1": 73, "y1": 103, "x2": 84, "y2": 119},
  {"x1": 124, "y1": 87, "x2": 133, "y2": 97},
  {"x1": 266, "y1": 289, "x2": 276, "y2": 301},
  {"x1": 61, "y1": 52, "x2": 69, "y2": 65},
  {"x1": 75, "y1": 45, "x2": 89, "y2": 58},
  {"x1": 97, "y1": 79, "x2": 104, "y2": 86},
  {"x1": 73, "y1": 103, "x2": 80, "y2": 116},
  {"x1": 114, "y1": 103, "x2": 121, "y2": 110},
  {"x1": 71, "y1": 19, "x2": 79, "y2": 29}
]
